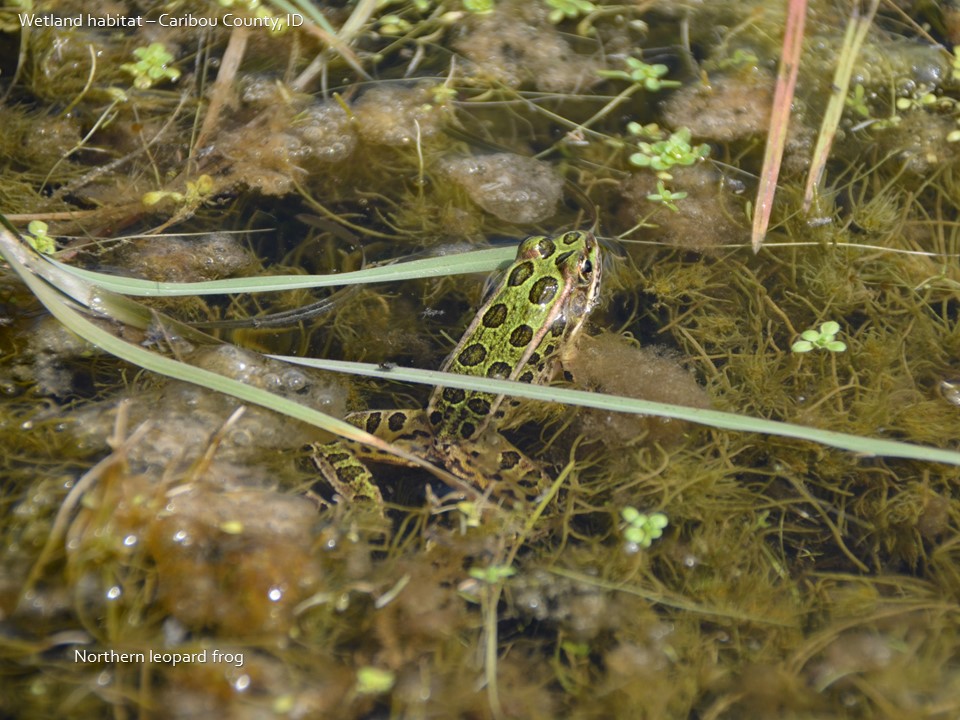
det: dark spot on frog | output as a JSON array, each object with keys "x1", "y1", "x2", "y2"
[
  {"x1": 442, "y1": 387, "x2": 466, "y2": 404},
  {"x1": 510, "y1": 324, "x2": 534, "y2": 348},
  {"x1": 482, "y1": 302, "x2": 508, "y2": 328},
  {"x1": 457, "y1": 343, "x2": 487, "y2": 367},
  {"x1": 365, "y1": 413, "x2": 382, "y2": 434},
  {"x1": 508, "y1": 261, "x2": 534, "y2": 287},
  {"x1": 388, "y1": 412, "x2": 406, "y2": 432}
]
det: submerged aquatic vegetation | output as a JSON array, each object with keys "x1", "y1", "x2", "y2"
[
  {"x1": 3, "y1": 0, "x2": 960, "y2": 718},
  {"x1": 596, "y1": 57, "x2": 680, "y2": 92},
  {"x1": 791, "y1": 320, "x2": 848, "y2": 353},
  {"x1": 644, "y1": 179, "x2": 687, "y2": 212},
  {"x1": 625, "y1": 125, "x2": 711, "y2": 177},
  {"x1": 23, "y1": 220, "x2": 54, "y2": 254},
  {"x1": 620, "y1": 506, "x2": 668, "y2": 551},
  {"x1": 629, "y1": 126, "x2": 709, "y2": 170},
  {"x1": 119, "y1": 42, "x2": 181, "y2": 89}
]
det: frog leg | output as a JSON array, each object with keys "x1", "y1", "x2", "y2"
[
  {"x1": 311, "y1": 442, "x2": 383, "y2": 505},
  {"x1": 437, "y1": 431, "x2": 548, "y2": 499},
  {"x1": 344, "y1": 409, "x2": 434, "y2": 463},
  {"x1": 353, "y1": 410, "x2": 549, "y2": 497},
  {"x1": 311, "y1": 409, "x2": 433, "y2": 505}
]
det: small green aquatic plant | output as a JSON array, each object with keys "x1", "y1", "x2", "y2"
[
  {"x1": 120, "y1": 43, "x2": 181, "y2": 90},
  {"x1": 857, "y1": 79, "x2": 960, "y2": 140},
  {"x1": 455, "y1": 500, "x2": 483, "y2": 529},
  {"x1": 23, "y1": 220, "x2": 55, "y2": 255},
  {"x1": 462, "y1": 0, "x2": 494, "y2": 13},
  {"x1": 218, "y1": 0, "x2": 283, "y2": 15},
  {"x1": 715, "y1": 48, "x2": 760, "y2": 71},
  {"x1": 627, "y1": 124, "x2": 710, "y2": 177},
  {"x1": 620, "y1": 506, "x2": 668, "y2": 551},
  {"x1": 895, "y1": 84, "x2": 939, "y2": 113},
  {"x1": 846, "y1": 84, "x2": 901, "y2": 132},
  {"x1": 791, "y1": 321, "x2": 847, "y2": 353},
  {"x1": 597, "y1": 57, "x2": 681, "y2": 91},
  {"x1": 378, "y1": 13, "x2": 412, "y2": 35},
  {"x1": 646, "y1": 180, "x2": 687, "y2": 212},
  {"x1": 950, "y1": 45, "x2": 960, "y2": 82},
  {"x1": 889, "y1": 79, "x2": 960, "y2": 142},
  {"x1": 142, "y1": 174, "x2": 214, "y2": 207},
  {"x1": 846, "y1": 84, "x2": 871, "y2": 119},
  {"x1": 355, "y1": 667, "x2": 396, "y2": 695},
  {"x1": 468, "y1": 564, "x2": 516, "y2": 584},
  {"x1": 888, "y1": 81, "x2": 960, "y2": 142},
  {"x1": 545, "y1": 0, "x2": 596, "y2": 24}
]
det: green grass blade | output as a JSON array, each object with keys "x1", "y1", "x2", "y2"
[
  {"x1": 0, "y1": 229, "x2": 479, "y2": 498},
  {"x1": 49, "y1": 246, "x2": 515, "y2": 296},
  {"x1": 276, "y1": 356, "x2": 960, "y2": 468}
]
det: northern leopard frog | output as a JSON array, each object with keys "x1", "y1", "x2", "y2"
[{"x1": 314, "y1": 230, "x2": 601, "y2": 501}]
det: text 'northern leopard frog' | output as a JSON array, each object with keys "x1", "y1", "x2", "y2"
[{"x1": 314, "y1": 230, "x2": 601, "y2": 502}]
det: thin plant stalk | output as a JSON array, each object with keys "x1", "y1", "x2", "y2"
[
  {"x1": 752, "y1": 0, "x2": 808, "y2": 252},
  {"x1": 802, "y1": 0, "x2": 879, "y2": 212},
  {"x1": 194, "y1": 27, "x2": 249, "y2": 155},
  {"x1": 285, "y1": 355, "x2": 960, "y2": 468}
]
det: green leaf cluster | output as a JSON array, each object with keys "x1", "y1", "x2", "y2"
[
  {"x1": 544, "y1": 0, "x2": 596, "y2": 24},
  {"x1": 621, "y1": 507, "x2": 668, "y2": 549},
  {"x1": 791, "y1": 321, "x2": 847, "y2": 353},
  {"x1": 597, "y1": 57, "x2": 681, "y2": 91},
  {"x1": 24, "y1": 220, "x2": 55, "y2": 255},
  {"x1": 627, "y1": 125, "x2": 710, "y2": 176},
  {"x1": 120, "y1": 43, "x2": 181, "y2": 90}
]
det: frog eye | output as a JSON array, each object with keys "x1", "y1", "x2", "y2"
[{"x1": 581, "y1": 259, "x2": 593, "y2": 275}]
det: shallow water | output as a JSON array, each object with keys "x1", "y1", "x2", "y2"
[{"x1": 1, "y1": 1, "x2": 959, "y2": 718}]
